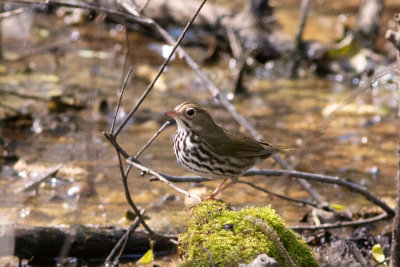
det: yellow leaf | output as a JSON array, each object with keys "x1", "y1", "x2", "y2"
[
  {"x1": 326, "y1": 34, "x2": 360, "y2": 59},
  {"x1": 137, "y1": 240, "x2": 154, "y2": 264},
  {"x1": 372, "y1": 244, "x2": 385, "y2": 263},
  {"x1": 331, "y1": 203, "x2": 345, "y2": 211}
]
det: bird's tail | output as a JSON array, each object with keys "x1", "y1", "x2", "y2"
[{"x1": 258, "y1": 141, "x2": 299, "y2": 152}]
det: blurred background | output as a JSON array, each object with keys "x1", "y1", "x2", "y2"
[{"x1": 0, "y1": 0, "x2": 400, "y2": 265}]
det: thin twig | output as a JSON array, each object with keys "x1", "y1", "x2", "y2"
[
  {"x1": 135, "y1": 121, "x2": 170, "y2": 159},
  {"x1": 103, "y1": 132, "x2": 130, "y2": 159},
  {"x1": 294, "y1": 0, "x2": 310, "y2": 50},
  {"x1": 17, "y1": 164, "x2": 63, "y2": 193},
  {"x1": 127, "y1": 159, "x2": 201, "y2": 202},
  {"x1": 0, "y1": 7, "x2": 27, "y2": 18},
  {"x1": 245, "y1": 169, "x2": 395, "y2": 217},
  {"x1": 115, "y1": 148, "x2": 155, "y2": 237},
  {"x1": 138, "y1": 0, "x2": 151, "y2": 14},
  {"x1": 113, "y1": 0, "x2": 208, "y2": 137},
  {"x1": 110, "y1": 67, "x2": 133, "y2": 136},
  {"x1": 345, "y1": 239, "x2": 371, "y2": 267},
  {"x1": 237, "y1": 180, "x2": 317, "y2": 208},
  {"x1": 111, "y1": 139, "x2": 175, "y2": 240},
  {"x1": 199, "y1": 244, "x2": 216, "y2": 267},
  {"x1": 245, "y1": 215, "x2": 297, "y2": 267},
  {"x1": 105, "y1": 209, "x2": 145, "y2": 266},
  {"x1": 290, "y1": 212, "x2": 390, "y2": 231},
  {"x1": 154, "y1": 168, "x2": 394, "y2": 217}
]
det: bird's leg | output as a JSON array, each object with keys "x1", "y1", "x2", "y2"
[
  {"x1": 204, "y1": 179, "x2": 227, "y2": 200},
  {"x1": 217, "y1": 179, "x2": 237, "y2": 194},
  {"x1": 206, "y1": 179, "x2": 237, "y2": 200},
  {"x1": 212, "y1": 179, "x2": 227, "y2": 195}
]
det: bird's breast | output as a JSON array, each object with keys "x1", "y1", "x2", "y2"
[{"x1": 173, "y1": 130, "x2": 256, "y2": 179}]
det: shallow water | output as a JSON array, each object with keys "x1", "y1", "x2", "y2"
[{"x1": 0, "y1": 1, "x2": 399, "y2": 265}]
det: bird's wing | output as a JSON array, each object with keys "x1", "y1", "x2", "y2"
[{"x1": 203, "y1": 127, "x2": 281, "y2": 158}]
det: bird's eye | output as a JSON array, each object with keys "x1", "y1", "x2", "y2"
[{"x1": 186, "y1": 108, "x2": 196, "y2": 116}]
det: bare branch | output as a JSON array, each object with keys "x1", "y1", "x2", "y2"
[
  {"x1": 127, "y1": 159, "x2": 201, "y2": 202},
  {"x1": 106, "y1": 129, "x2": 176, "y2": 240},
  {"x1": 17, "y1": 164, "x2": 63, "y2": 194},
  {"x1": 237, "y1": 180, "x2": 317, "y2": 208},
  {"x1": 153, "y1": 168, "x2": 394, "y2": 219},
  {"x1": 103, "y1": 132, "x2": 130, "y2": 159},
  {"x1": 105, "y1": 209, "x2": 145, "y2": 266},
  {"x1": 110, "y1": 67, "x2": 133, "y2": 136},
  {"x1": 345, "y1": 239, "x2": 371, "y2": 267},
  {"x1": 135, "y1": 121, "x2": 170, "y2": 159},
  {"x1": 246, "y1": 169, "x2": 395, "y2": 217},
  {"x1": 294, "y1": 0, "x2": 311, "y2": 50},
  {"x1": 115, "y1": 148, "x2": 155, "y2": 237},
  {"x1": 291, "y1": 212, "x2": 390, "y2": 231}
]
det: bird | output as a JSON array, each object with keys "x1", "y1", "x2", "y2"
[{"x1": 165, "y1": 102, "x2": 285, "y2": 199}]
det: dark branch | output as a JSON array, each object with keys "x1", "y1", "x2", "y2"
[
  {"x1": 110, "y1": 67, "x2": 133, "y2": 136},
  {"x1": 105, "y1": 209, "x2": 144, "y2": 266},
  {"x1": 291, "y1": 212, "x2": 390, "y2": 231},
  {"x1": 238, "y1": 180, "x2": 318, "y2": 208},
  {"x1": 135, "y1": 121, "x2": 170, "y2": 159},
  {"x1": 152, "y1": 168, "x2": 394, "y2": 218}
]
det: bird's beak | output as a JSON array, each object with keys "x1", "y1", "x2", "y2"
[{"x1": 164, "y1": 110, "x2": 178, "y2": 117}]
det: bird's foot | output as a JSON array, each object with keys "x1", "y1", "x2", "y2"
[{"x1": 202, "y1": 192, "x2": 218, "y2": 201}]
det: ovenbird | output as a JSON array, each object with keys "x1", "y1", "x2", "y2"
[{"x1": 165, "y1": 102, "x2": 283, "y2": 199}]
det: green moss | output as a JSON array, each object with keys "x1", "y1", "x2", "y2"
[{"x1": 179, "y1": 200, "x2": 319, "y2": 267}]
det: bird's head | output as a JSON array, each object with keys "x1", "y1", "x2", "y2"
[{"x1": 164, "y1": 102, "x2": 217, "y2": 132}]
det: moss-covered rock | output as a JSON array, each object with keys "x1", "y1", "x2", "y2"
[{"x1": 179, "y1": 200, "x2": 319, "y2": 266}]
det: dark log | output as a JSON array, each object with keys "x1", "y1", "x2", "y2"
[{"x1": 0, "y1": 224, "x2": 176, "y2": 266}]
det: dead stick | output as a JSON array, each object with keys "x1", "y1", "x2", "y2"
[
  {"x1": 291, "y1": 212, "x2": 390, "y2": 231},
  {"x1": 127, "y1": 159, "x2": 201, "y2": 202},
  {"x1": 18, "y1": 164, "x2": 63, "y2": 193},
  {"x1": 238, "y1": 180, "x2": 317, "y2": 208},
  {"x1": 294, "y1": 0, "x2": 310, "y2": 50},
  {"x1": 110, "y1": 67, "x2": 133, "y2": 135},
  {"x1": 135, "y1": 121, "x2": 170, "y2": 159},
  {"x1": 345, "y1": 239, "x2": 371, "y2": 267},
  {"x1": 105, "y1": 209, "x2": 145, "y2": 266}
]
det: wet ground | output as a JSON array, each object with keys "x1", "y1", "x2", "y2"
[{"x1": 1, "y1": 0, "x2": 400, "y2": 265}]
